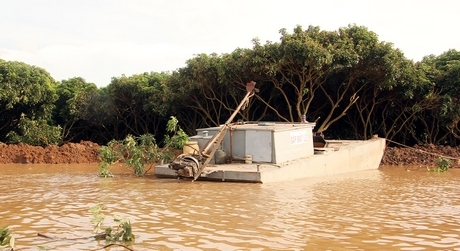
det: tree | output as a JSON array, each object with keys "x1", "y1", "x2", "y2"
[
  {"x1": 337, "y1": 26, "x2": 430, "y2": 140},
  {"x1": 104, "y1": 72, "x2": 169, "y2": 140},
  {"x1": 54, "y1": 77, "x2": 98, "y2": 142},
  {"x1": 419, "y1": 50, "x2": 460, "y2": 145},
  {"x1": 7, "y1": 114, "x2": 62, "y2": 146},
  {"x1": 247, "y1": 25, "x2": 383, "y2": 133},
  {"x1": 0, "y1": 59, "x2": 58, "y2": 142},
  {"x1": 218, "y1": 47, "x2": 279, "y2": 121},
  {"x1": 166, "y1": 54, "x2": 234, "y2": 132},
  {"x1": 83, "y1": 87, "x2": 117, "y2": 144}
]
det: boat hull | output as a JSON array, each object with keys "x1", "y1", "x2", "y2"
[{"x1": 154, "y1": 137, "x2": 386, "y2": 183}]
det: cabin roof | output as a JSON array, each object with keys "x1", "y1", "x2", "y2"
[{"x1": 196, "y1": 122, "x2": 316, "y2": 132}]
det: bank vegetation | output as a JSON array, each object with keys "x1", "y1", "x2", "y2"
[{"x1": 1, "y1": 24, "x2": 460, "y2": 149}]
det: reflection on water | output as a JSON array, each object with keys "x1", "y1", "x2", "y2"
[{"x1": 1, "y1": 164, "x2": 460, "y2": 250}]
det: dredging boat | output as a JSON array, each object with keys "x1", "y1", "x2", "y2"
[{"x1": 154, "y1": 82, "x2": 386, "y2": 183}]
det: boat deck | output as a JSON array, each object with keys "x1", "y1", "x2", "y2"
[{"x1": 154, "y1": 138, "x2": 386, "y2": 183}]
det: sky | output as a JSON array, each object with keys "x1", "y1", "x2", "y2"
[{"x1": 1, "y1": 0, "x2": 458, "y2": 87}]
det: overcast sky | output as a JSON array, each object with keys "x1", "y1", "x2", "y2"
[{"x1": 1, "y1": 0, "x2": 458, "y2": 87}]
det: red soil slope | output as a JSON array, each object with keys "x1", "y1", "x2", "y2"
[{"x1": 1, "y1": 141, "x2": 459, "y2": 167}]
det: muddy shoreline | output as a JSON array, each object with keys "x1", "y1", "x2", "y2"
[{"x1": 1, "y1": 141, "x2": 459, "y2": 168}]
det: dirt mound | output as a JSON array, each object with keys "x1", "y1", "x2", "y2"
[
  {"x1": 381, "y1": 144, "x2": 460, "y2": 168},
  {"x1": 0, "y1": 141, "x2": 101, "y2": 164},
  {"x1": 1, "y1": 141, "x2": 459, "y2": 167}
]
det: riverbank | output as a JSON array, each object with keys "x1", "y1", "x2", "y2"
[
  {"x1": 382, "y1": 144, "x2": 460, "y2": 168},
  {"x1": 0, "y1": 141, "x2": 101, "y2": 164},
  {"x1": 1, "y1": 141, "x2": 459, "y2": 167}
]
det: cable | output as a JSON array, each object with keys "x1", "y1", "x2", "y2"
[{"x1": 385, "y1": 138, "x2": 460, "y2": 160}]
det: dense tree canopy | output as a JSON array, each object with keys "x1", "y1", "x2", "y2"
[
  {"x1": 54, "y1": 77, "x2": 98, "y2": 142},
  {"x1": 1, "y1": 24, "x2": 459, "y2": 147},
  {"x1": 0, "y1": 60, "x2": 57, "y2": 141},
  {"x1": 415, "y1": 49, "x2": 460, "y2": 145}
]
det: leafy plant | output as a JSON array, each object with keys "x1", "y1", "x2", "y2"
[
  {"x1": 89, "y1": 205, "x2": 135, "y2": 243},
  {"x1": 0, "y1": 60, "x2": 58, "y2": 143},
  {"x1": 98, "y1": 116, "x2": 188, "y2": 177},
  {"x1": 98, "y1": 141, "x2": 122, "y2": 177},
  {"x1": 98, "y1": 134, "x2": 160, "y2": 177},
  {"x1": 163, "y1": 116, "x2": 189, "y2": 149},
  {"x1": 0, "y1": 226, "x2": 15, "y2": 251},
  {"x1": 6, "y1": 114, "x2": 62, "y2": 146},
  {"x1": 432, "y1": 156, "x2": 451, "y2": 172}
]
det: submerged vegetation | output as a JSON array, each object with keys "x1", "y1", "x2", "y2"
[
  {"x1": 1, "y1": 205, "x2": 136, "y2": 250},
  {"x1": 98, "y1": 116, "x2": 188, "y2": 177},
  {"x1": 432, "y1": 156, "x2": 452, "y2": 172},
  {"x1": 0, "y1": 227, "x2": 15, "y2": 251},
  {"x1": 89, "y1": 204, "x2": 134, "y2": 243}
]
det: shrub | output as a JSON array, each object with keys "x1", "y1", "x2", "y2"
[{"x1": 6, "y1": 114, "x2": 62, "y2": 146}]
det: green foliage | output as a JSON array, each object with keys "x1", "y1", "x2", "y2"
[
  {"x1": 98, "y1": 134, "x2": 160, "y2": 177},
  {"x1": 123, "y1": 134, "x2": 158, "y2": 176},
  {"x1": 0, "y1": 60, "x2": 58, "y2": 142},
  {"x1": 89, "y1": 205, "x2": 135, "y2": 243},
  {"x1": 0, "y1": 226, "x2": 15, "y2": 250},
  {"x1": 6, "y1": 114, "x2": 62, "y2": 146},
  {"x1": 98, "y1": 116, "x2": 188, "y2": 177},
  {"x1": 0, "y1": 60, "x2": 57, "y2": 111},
  {"x1": 89, "y1": 204, "x2": 106, "y2": 232},
  {"x1": 54, "y1": 77, "x2": 98, "y2": 141},
  {"x1": 104, "y1": 72, "x2": 171, "y2": 140},
  {"x1": 432, "y1": 156, "x2": 451, "y2": 172},
  {"x1": 3, "y1": 27, "x2": 460, "y2": 148},
  {"x1": 164, "y1": 116, "x2": 189, "y2": 149},
  {"x1": 98, "y1": 141, "x2": 120, "y2": 178}
]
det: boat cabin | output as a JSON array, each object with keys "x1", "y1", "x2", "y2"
[{"x1": 188, "y1": 122, "x2": 316, "y2": 164}]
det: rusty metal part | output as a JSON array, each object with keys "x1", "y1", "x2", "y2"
[
  {"x1": 169, "y1": 81, "x2": 257, "y2": 181},
  {"x1": 169, "y1": 155, "x2": 200, "y2": 178}
]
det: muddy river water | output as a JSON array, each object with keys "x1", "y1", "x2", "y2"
[{"x1": 1, "y1": 164, "x2": 459, "y2": 251}]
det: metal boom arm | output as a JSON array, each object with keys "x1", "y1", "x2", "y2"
[{"x1": 193, "y1": 81, "x2": 257, "y2": 181}]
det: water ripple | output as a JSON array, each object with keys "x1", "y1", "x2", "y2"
[{"x1": 1, "y1": 165, "x2": 460, "y2": 250}]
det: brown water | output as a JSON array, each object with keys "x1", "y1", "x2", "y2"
[{"x1": 1, "y1": 164, "x2": 460, "y2": 251}]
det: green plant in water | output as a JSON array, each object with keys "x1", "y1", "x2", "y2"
[
  {"x1": 0, "y1": 226, "x2": 15, "y2": 251},
  {"x1": 89, "y1": 205, "x2": 135, "y2": 243},
  {"x1": 431, "y1": 156, "x2": 451, "y2": 172},
  {"x1": 98, "y1": 140, "x2": 121, "y2": 177},
  {"x1": 98, "y1": 134, "x2": 161, "y2": 177},
  {"x1": 436, "y1": 156, "x2": 451, "y2": 172},
  {"x1": 163, "y1": 116, "x2": 189, "y2": 150},
  {"x1": 98, "y1": 116, "x2": 188, "y2": 177}
]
